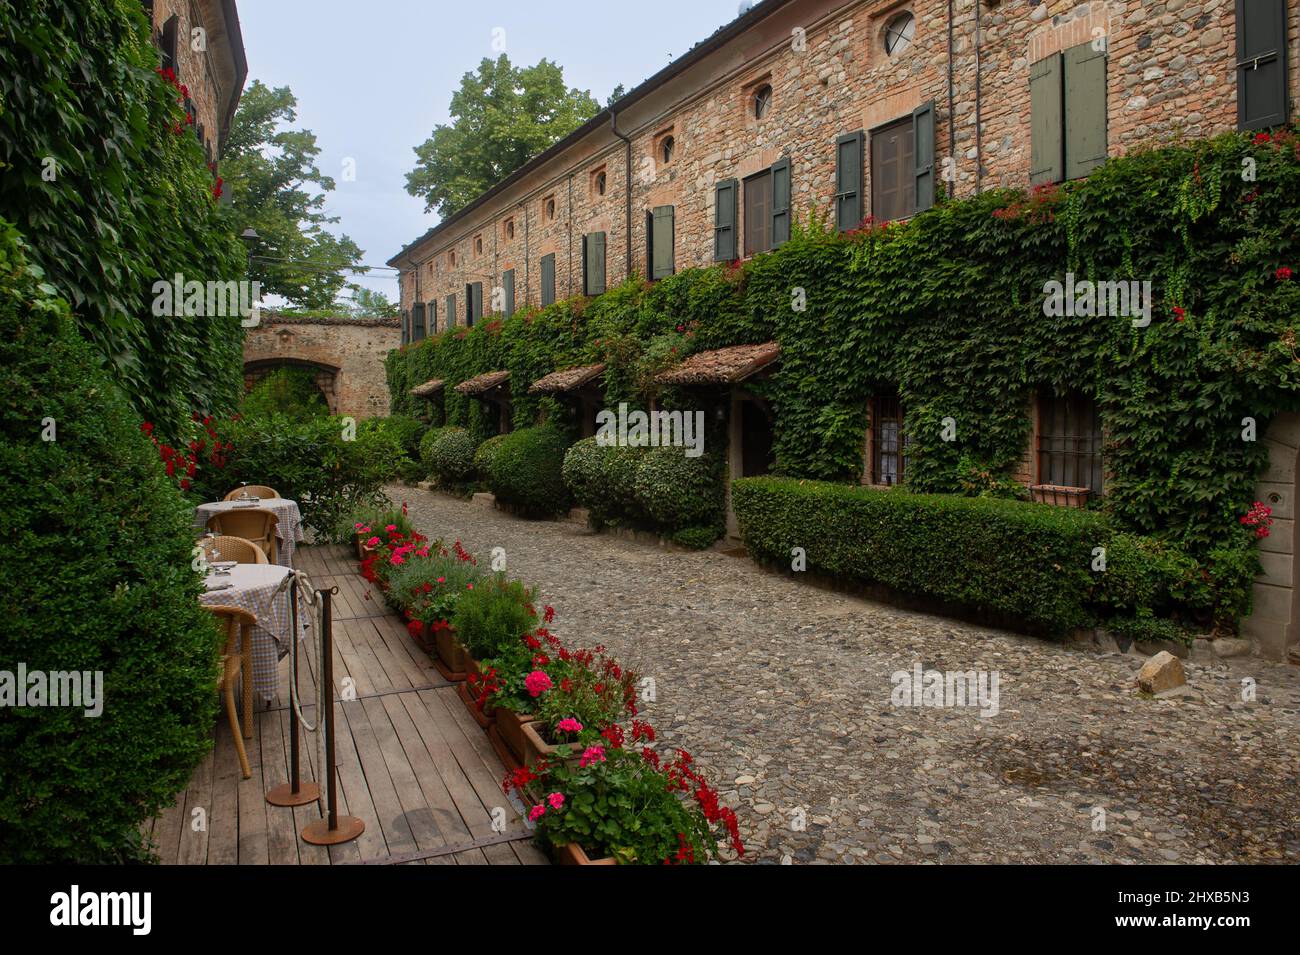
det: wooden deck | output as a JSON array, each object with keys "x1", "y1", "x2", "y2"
[{"x1": 149, "y1": 544, "x2": 547, "y2": 865}]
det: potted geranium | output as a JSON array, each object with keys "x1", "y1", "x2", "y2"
[
  {"x1": 506, "y1": 741, "x2": 744, "y2": 865},
  {"x1": 519, "y1": 644, "x2": 638, "y2": 768}
]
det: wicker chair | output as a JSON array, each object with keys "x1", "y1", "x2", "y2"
[
  {"x1": 223, "y1": 485, "x2": 280, "y2": 501},
  {"x1": 198, "y1": 535, "x2": 268, "y2": 565},
  {"x1": 203, "y1": 604, "x2": 256, "y2": 779},
  {"x1": 206, "y1": 508, "x2": 278, "y2": 563}
]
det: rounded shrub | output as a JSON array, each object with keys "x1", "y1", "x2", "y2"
[
  {"x1": 0, "y1": 222, "x2": 220, "y2": 862},
  {"x1": 488, "y1": 427, "x2": 573, "y2": 517},
  {"x1": 367, "y1": 414, "x2": 426, "y2": 482},
  {"x1": 473, "y1": 433, "x2": 510, "y2": 482},
  {"x1": 633, "y1": 447, "x2": 725, "y2": 531},
  {"x1": 421, "y1": 426, "x2": 477, "y2": 484},
  {"x1": 562, "y1": 437, "x2": 647, "y2": 523}
]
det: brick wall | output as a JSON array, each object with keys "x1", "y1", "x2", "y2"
[{"x1": 398, "y1": 0, "x2": 1293, "y2": 325}]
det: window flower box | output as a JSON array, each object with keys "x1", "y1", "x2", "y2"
[{"x1": 1030, "y1": 484, "x2": 1090, "y2": 508}]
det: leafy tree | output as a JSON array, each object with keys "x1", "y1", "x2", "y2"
[
  {"x1": 406, "y1": 56, "x2": 599, "y2": 218},
  {"x1": 343, "y1": 285, "x2": 399, "y2": 318},
  {"x1": 606, "y1": 84, "x2": 627, "y2": 107},
  {"x1": 222, "y1": 81, "x2": 364, "y2": 309}
]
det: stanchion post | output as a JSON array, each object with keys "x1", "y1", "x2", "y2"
[
  {"x1": 301, "y1": 586, "x2": 365, "y2": 846},
  {"x1": 267, "y1": 574, "x2": 320, "y2": 807}
]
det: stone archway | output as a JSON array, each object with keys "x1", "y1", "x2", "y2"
[
  {"x1": 1243, "y1": 411, "x2": 1300, "y2": 660},
  {"x1": 242, "y1": 357, "x2": 340, "y2": 415}
]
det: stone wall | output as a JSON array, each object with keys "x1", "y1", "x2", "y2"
[{"x1": 242, "y1": 315, "x2": 401, "y2": 419}]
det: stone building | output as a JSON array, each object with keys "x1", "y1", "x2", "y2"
[
  {"x1": 391, "y1": 0, "x2": 1292, "y2": 333},
  {"x1": 142, "y1": 0, "x2": 247, "y2": 163}
]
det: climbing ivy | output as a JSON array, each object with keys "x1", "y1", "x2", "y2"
[{"x1": 388, "y1": 127, "x2": 1300, "y2": 566}]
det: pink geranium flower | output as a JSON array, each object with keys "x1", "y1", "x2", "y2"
[
  {"x1": 528, "y1": 805, "x2": 546, "y2": 822},
  {"x1": 366, "y1": 536, "x2": 380, "y2": 547},
  {"x1": 579, "y1": 745, "x2": 606, "y2": 768},
  {"x1": 524, "y1": 670, "x2": 553, "y2": 698},
  {"x1": 547, "y1": 792, "x2": 565, "y2": 810},
  {"x1": 385, "y1": 524, "x2": 397, "y2": 532},
  {"x1": 556, "y1": 717, "x2": 583, "y2": 734}
]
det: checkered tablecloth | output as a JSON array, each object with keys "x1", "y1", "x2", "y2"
[
  {"x1": 194, "y1": 498, "x2": 305, "y2": 567},
  {"x1": 198, "y1": 563, "x2": 310, "y2": 703}
]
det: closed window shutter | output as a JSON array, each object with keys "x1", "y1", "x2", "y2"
[
  {"x1": 584, "y1": 233, "x2": 606, "y2": 295},
  {"x1": 835, "y1": 132, "x2": 864, "y2": 231},
  {"x1": 401, "y1": 309, "x2": 409, "y2": 345},
  {"x1": 446, "y1": 294, "x2": 455, "y2": 328},
  {"x1": 770, "y1": 158, "x2": 791, "y2": 247},
  {"x1": 912, "y1": 100, "x2": 936, "y2": 212},
  {"x1": 1030, "y1": 54, "x2": 1065, "y2": 185},
  {"x1": 541, "y1": 254, "x2": 556, "y2": 306},
  {"x1": 1237, "y1": 0, "x2": 1289, "y2": 130},
  {"x1": 429, "y1": 299, "x2": 437, "y2": 334},
  {"x1": 645, "y1": 210, "x2": 655, "y2": 279},
  {"x1": 652, "y1": 206, "x2": 675, "y2": 279},
  {"x1": 472, "y1": 282, "x2": 483, "y2": 323},
  {"x1": 414, "y1": 302, "x2": 427, "y2": 340},
  {"x1": 1064, "y1": 44, "x2": 1108, "y2": 179},
  {"x1": 502, "y1": 269, "x2": 515, "y2": 317},
  {"x1": 714, "y1": 179, "x2": 737, "y2": 261},
  {"x1": 160, "y1": 15, "x2": 179, "y2": 72}
]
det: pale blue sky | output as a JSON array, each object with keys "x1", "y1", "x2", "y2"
[{"x1": 237, "y1": 0, "x2": 751, "y2": 304}]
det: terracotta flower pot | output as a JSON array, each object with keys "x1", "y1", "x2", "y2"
[
  {"x1": 494, "y1": 707, "x2": 535, "y2": 764},
  {"x1": 432, "y1": 622, "x2": 467, "y2": 682},
  {"x1": 353, "y1": 533, "x2": 370, "y2": 560},
  {"x1": 521, "y1": 720, "x2": 585, "y2": 769},
  {"x1": 406, "y1": 619, "x2": 436, "y2": 653},
  {"x1": 458, "y1": 655, "x2": 496, "y2": 727},
  {"x1": 554, "y1": 842, "x2": 616, "y2": 865}
]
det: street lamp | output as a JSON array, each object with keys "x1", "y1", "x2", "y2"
[{"x1": 239, "y1": 228, "x2": 259, "y2": 276}]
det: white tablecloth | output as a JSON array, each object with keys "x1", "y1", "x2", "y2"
[
  {"x1": 198, "y1": 563, "x2": 309, "y2": 702},
  {"x1": 195, "y1": 498, "x2": 304, "y2": 567}
]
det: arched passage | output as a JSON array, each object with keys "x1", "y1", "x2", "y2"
[{"x1": 243, "y1": 358, "x2": 340, "y2": 415}]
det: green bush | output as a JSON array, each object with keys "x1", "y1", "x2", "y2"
[
  {"x1": 488, "y1": 427, "x2": 572, "y2": 517},
  {"x1": 473, "y1": 432, "x2": 510, "y2": 481},
  {"x1": 633, "y1": 447, "x2": 725, "y2": 532},
  {"x1": 452, "y1": 575, "x2": 539, "y2": 659},
  {"x1": 240, "y1": 367, "x2": 330, "y2": 420},
  {"x1": 0, "y1": 221, "x2": 220, "y2": 862},
  {"x1": 671, "y1": 525, "x2": 722, "y2": 550},
  {"x1": 562, "y1": 437, "x2": 646, "y2": 524},
  {"x1": 732, "y1": 477, "x2": 1112, "y2": 634},
  {"x1": 366, "y1": 414, "x2": 427, "y2": 482},
  {"x1": 421, "y1": 426, "x2": 477, "y2": 485},
  {"x1": 191, "y1": 413, "x2": 401, "y2": 536}
]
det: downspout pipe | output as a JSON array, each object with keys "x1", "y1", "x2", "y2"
[
  {"x1": 610, "y1": 108, "x2": 634, "y2": 281},
  {"x1": 974, "y1": 0, "x2": 984, "y2": 194},
  {"x1": 947, "y1": 0, "x2": 956, "y2": 199}
]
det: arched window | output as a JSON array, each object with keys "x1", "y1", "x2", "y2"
[
  {"x1": 884, "y1": 12, "x2": 915, "y2": 56},
  {"x1": 660, "y1": 136, "x2": 675, "y2": 164},
  {"x1": 753, "y1": 84, "x2": 773, "y2": 120}
]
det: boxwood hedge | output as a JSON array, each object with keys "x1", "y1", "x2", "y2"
[
  {"x1": 488, "y1": 427, "x2": 572, "y2": 517},
  {"x1": 420, "y1": 426, "x2": 477, "y2": 485},
  {"x1": 473, "y1": 432, "x2": 510, "y2": 482}
]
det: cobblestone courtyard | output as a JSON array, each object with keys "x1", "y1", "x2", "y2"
[{"x1": 391, "y1": 487, "x2": 1300, "y2": 865}]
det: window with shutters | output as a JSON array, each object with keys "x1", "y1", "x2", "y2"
[
  {"x1": 871, "y1": 116, "x2": 916, "y2": 222},
  {"x1": 744, "y1": 171, "x2": 773, "y2": 256},
  {"x1": 465, "y1": 282, "x2": 483, "y2": 326},
  {"x1": 771, "y1": 158, "x2": 791, "y2": 248},
  {"x1": 835, "y1": 131, "x2": 864, "y2": 232},
  {"x1": 714, "y1": 179, "x2": 738, "y2": 261},
  {"x1": 870, "y1": 394, "x2": 907, "y2": 486},
  {"x1": 502, "y1": 269, "x2": 516, "y2": 317},
  {"x1": 647, "y1": 206, "x2": 675, "y2": 280},
  {"x1": 1030, "y1": 43, "x2": 1107, "y2": 185},
  {"x1": 582, "y1": 233, "x2": 606, "y2": 296},
  {"x1": 1036, "y1": 390, "x2": 1103, "y2": 494},
  {"x1": 540, "y1": 253, "x2": 556, "y2": 307},
  {"x1": 412, "y1": 303, "x2": 427, "y2": 341},
  {"x1": 1236, "y1": 0, "x2": 1289, "y2": 130}
]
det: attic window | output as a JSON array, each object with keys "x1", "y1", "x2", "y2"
[
  {"x1": 448, "y1": 250, "x2": 456, "y2": 267},
  {"x1": 884, "y1": 12, "x2": 915, "y2": 56},
  {"x1": 594, "y1": 169, "x2": 607, "y2": 196},
  {"x1": 753, "y1": 85, "x2": 773, "y2": 120},
  {"x1": 474, "y1": 235, "x2": 484, "y2": 255},
  {"x1": 504, "y1": 218, "x2": 515, "y2": 241},
  {"x1": 544, "y1": 196, "x2": 556, "y2": 221},
  {"x1": 661, "y1": 136, "x2": 675, "y2": 164}
]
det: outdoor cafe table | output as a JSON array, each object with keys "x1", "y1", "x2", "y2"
[
  {"x1": 194, "y1": 497, "x2": 304, "y2": 567},
  {"x1": 198, "y1": 563, "x2": 308, "y2": 704}
]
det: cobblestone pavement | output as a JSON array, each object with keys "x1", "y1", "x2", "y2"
[{"x1": 390, "y1": 486, "x2": 1300, "y2": 865}]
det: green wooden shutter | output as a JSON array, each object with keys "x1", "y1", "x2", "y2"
[
  {"x1": 502, "y1": 269, "x2": 515, "y2": 317},
  {"x1": 446, "y1": 294, "x2": 455, "y2": 328},
  {"x1": 651, "y1": 206, "x2": 675, "y2": 279},
  {"x1": 540, "y1": 254, "x2": 556, "y2": 307},
  {"x1": 1064, "y1": 44, "x2": 1108, "y2": 179},
  {"x1": 714, "y1": 179, "x2": 737, "y2": 261},
  {"x1": 770, "y1": 158, "x2": 791, "y2": 247},
  {"x1": 584, "y1": 233, "x2": 606, "y2": 295},
  {"x1": 645, "y1": 210, "x2": 655, "y2": 279},
  {"x1": 160, "y1": 14, "x2": 179, "y2": 72},
  {"x1": 1237, "y1": 0, "x2": 1289, "y2": 129},
  {"x1": 835, "y1": 132, "x2": 864, "y2": 231},
  {"x1": 1030, "y1": 53, "x2": 1065, "y2": 185},
  {"x1": 412, "y1": 302, "x2": 426, "y2": 340},
  {"x1": 401, "y1": 309, "x2": 409, "y2": 345},
  {"x1": 912, "y1": 101, "x2": 936, "y2": 213},
  {"x1": 472, "y1": 282, "x2": 483, "y2": 324},
  {"x1": 428, "y1": 298, "x2": 437, "y2": 334}
]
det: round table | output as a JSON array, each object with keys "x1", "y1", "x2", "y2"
[
  {"x1": 198, "y1": 563, "x2": 307, "y2": 703},
  {"x1": 195, "y1": 497, "x2": 304, "y2": 567}
]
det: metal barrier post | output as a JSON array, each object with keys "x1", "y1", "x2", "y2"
[{"x1": 266, "y1": 575, "x2": 321, "y2": 807}]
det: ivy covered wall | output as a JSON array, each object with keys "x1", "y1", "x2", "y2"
[{"x1": 388, "y1": 127, "x2": 1300, "y2": 567}]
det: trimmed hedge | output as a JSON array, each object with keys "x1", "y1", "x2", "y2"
[
  {"x1": 0, "y1": 221, "x2": 220, "y2": 862},
  {"x1": 420, "y1": 426, "x2": 477, "y2": 484},
  {"x1": 473, "y1": 432, "x2": 510, "y2": 482},
  {"x1": 733, "y1": 476, "x2": 1146, "y2": 635},
  {"x1": 633, "y1": 447, "x2": 726, "y2": 534},
  {"x1": 562, "y1": 436, "x2": 645, "y2": 524},
  {"x1": 488, "y1": 427, "x2": 572, "y2": 517}
]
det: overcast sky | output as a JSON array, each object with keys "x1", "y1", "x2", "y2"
[{"x1": 237, "y1": 0, "x2": 751, "y2": 305}]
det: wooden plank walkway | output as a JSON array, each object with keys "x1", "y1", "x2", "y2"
[{"x1": 148, "y1": 544, "x2": 547, "y2": 866}]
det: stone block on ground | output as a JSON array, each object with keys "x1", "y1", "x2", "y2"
[{"x1": 1137, "y1": 651, "x2": 1187, "y2": 695}]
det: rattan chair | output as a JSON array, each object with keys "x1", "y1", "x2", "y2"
[
  {"x1": 198, "y1": 535, "x2": 268, "y2": 565},
  {"x1": 203, "y1": 604, "x2": 256, "y2": 779},
  {"x1": 223, "y1": 485, "x2": 280, "y2": 501},
  {"x1": 206, "y1": 508, "x2": 278, "y2": 563}
]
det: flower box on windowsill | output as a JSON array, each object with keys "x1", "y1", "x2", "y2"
[{"x1": 1030, "y1": 484, "x2": 1090, "y2": 508}]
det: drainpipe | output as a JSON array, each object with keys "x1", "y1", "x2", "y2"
[
  {"x1": 973, "y1": 0, "x2": 984, "y2": 194},
  {"x1": 567, "y1": 174, "x2": 574, "y2": 297},
  {"x1": 522, "y1": 201, "x2": 529, "y2": 307},
  {"x1": 947, "y1": 0, "x2": 956, "y2": 199},
  {"x1": 610, "y1": 108, "x2": 634, "y2": 281}
]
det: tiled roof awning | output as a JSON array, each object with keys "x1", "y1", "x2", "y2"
[
  {"x1": 454, "y1": 370, "x2": 510, "y2": 396},
  {"x1": 529, "y1": 363, "x2": 606, "y2": 395},
  {"x1": 654, "y1": 342, "x2": 780, "y2": 386},
  {"x1": 409, "y1": 378, "x2": 445, "y2": 398}
]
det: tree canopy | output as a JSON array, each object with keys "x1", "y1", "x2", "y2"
[
  {"x1": 405, "y1": 56, "x2": 600, "y2": 218},
  {"x1": 222, "y1": 80, "x2": 364, "y2": 309}
]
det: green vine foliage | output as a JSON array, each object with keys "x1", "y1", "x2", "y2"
[
  {"x1": 0, "y1": 0, "x2": 246, "y2": 438},
  {"x1": 388, "y1": 128, "x2": 1300, "y2": 565}
]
